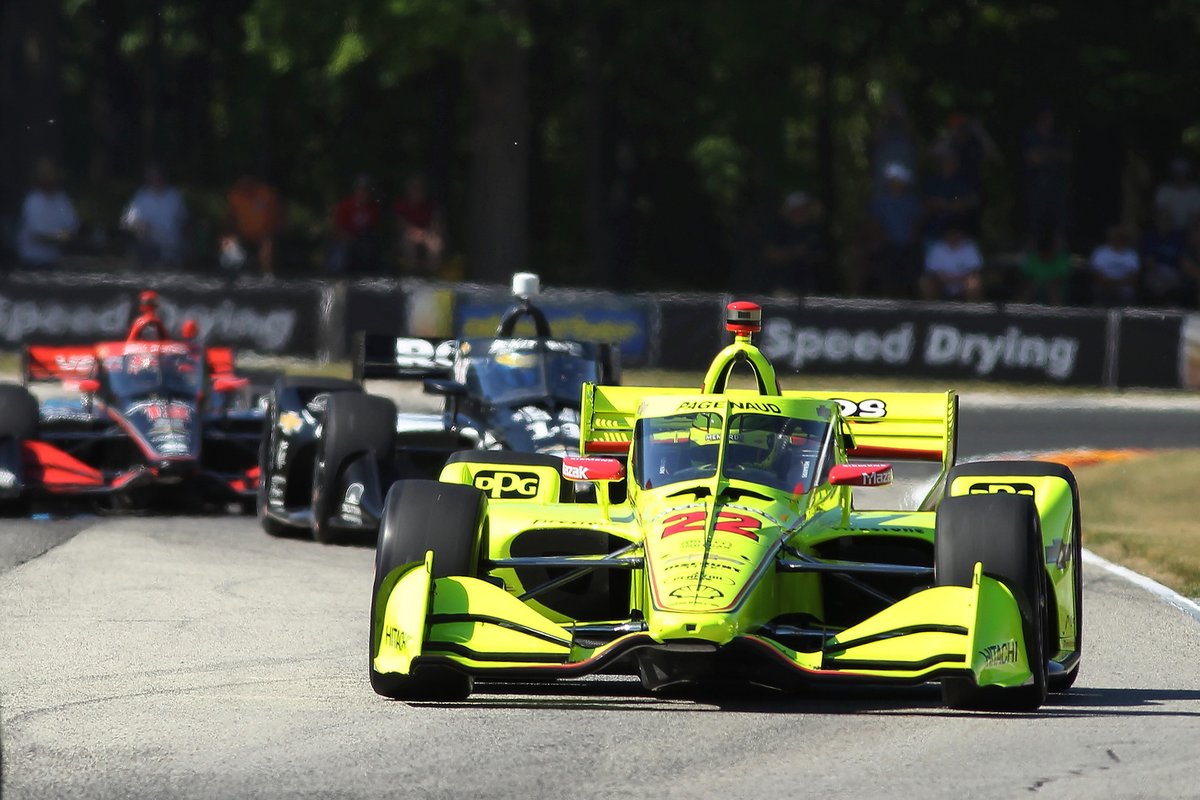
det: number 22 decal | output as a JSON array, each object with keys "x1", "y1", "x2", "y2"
[{"x1": 661, "y1": 510, "x2": 761, "y2": 541}]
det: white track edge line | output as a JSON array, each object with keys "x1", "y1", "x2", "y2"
[{"x1": 1081, "y1": 549, "x2": 1200, "y2": 623}]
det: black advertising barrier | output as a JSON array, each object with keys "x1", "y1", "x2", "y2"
[
  {"x1": 1115, "y1": 309, "x2": 1185, "y2": 389},
  {"x1": 452, "y1": 284, "x2": 654, "y2": 367},
  {"x1": 0, "y1": 272, "x2": 324, "y2": 354},
  {"x1": 753, "y1": 297, "x2": 1110, "y2": 386},
  {"x1": 657, "y1": 294, "x2": 725, "y2": 371}
]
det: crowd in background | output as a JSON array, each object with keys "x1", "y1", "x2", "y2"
[
  {"x1": 13, "y1": 161, "x2": 444, "y2": 279},
  {"x1": 757, "y1": 97, "x2": 1200, "y2": 310},
  {"x1": 11, "y1": 94, "x2": 1200, "y2": 312}
]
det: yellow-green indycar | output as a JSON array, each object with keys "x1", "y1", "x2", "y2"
[{"x1": 369, "y1": 302, "x2": 1082, "y2": 710}]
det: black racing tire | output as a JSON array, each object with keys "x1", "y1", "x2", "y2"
[
  {"x1": 444, "y1": 449, "x2": 575, "y2": 502},
  {"x1": 946, "y1": 460, "x2": 1082, "y2": 693},
  {"x1": 369, "y1": 480, "x2": 484, "y2": 701},
  {"x1": 936, "y1": 493, "x2": 1048, "y2": 711},
  {"x1": 257, "y1": 376, "x2": 362, "y2": 538},
  {"x1": 0, "y1": 384, "x2": 38, "y2": 516},
  {"x1": 312, "y1": 392, "x2": 397, "y2": 544},
  {"x1": 0, "y1": 383, "x2": 39, "y2": 440}
]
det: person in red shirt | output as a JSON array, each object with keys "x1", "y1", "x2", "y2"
[
  {"x1": 326, "y1": 175, "x2": 382, "y2": 274},
  {"x1": 393, "y1": 175, "x2": 443, "y2": 275}
]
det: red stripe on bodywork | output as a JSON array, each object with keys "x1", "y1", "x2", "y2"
[
  {"x1": 585, "y1": 440, "x2": 631, "y2": 454},
  {"x1": 847, "y1": 445, "x2": 943, "y2": 463},
  {"x1": 22, "y1": 441, "x2": 104, "y2": 486}
]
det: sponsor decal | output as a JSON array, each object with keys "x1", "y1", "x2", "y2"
[
  {"x1": 473, "y1": 470, "x2": 540, "y2": 499},
  {"x1": 968, "y1": 481, "x2": 1035, "y2": 497},
  {"x1": 0, "y1": 469, "x2": 16, "y2": 489},
  {"x1": 341, "y1": 482, "x2": 365, "y2": 520},
  {"x1": 393, "y1": 337, "x2": 456, "y2": 371},
  {"x1": 278, "y1": 411, "x2": 304, "y2": 435},
  {"x1": 661, "y1": 509, "x2": 762, "y2": 541},
  {"x1": 675, "y1": 400, "x2": 782, "y2": 413},
  {"x1": 830, "y1": 398, "x2": 887, "y2": 418},
  {"x1": 384, "y1": 625, "x2": 408, "y2": 651},
  {"x1": 668, "y1": 584, "x2": 725, "y2": 600},
  {"x1": 273, "y1": 438, "x2": 289, "y2": 470},
  {"x1": 268, "y1": 475, "x2": 286, "y2": 506},
  {"x1": 979, "y1": 639, "x2": 1019, "y2": 668}
]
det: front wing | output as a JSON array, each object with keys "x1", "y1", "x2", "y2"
[{"x1": 372, "y1": 555, "x2": 1035, "y2": 690}]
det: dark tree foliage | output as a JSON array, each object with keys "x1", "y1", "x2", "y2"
[{"x1": 2, "y1": 0, "x2": 1199, "y2": 289}]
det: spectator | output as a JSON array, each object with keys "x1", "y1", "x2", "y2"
[
  {"x1": 327, "y1": 174, "x2": 382, "y2": 274},
  {"x1": 1088, "y1": 225, "x2": 1139, "y2": 306},
  {"x1": 934, "y1": 113, "x2": 999, "y2": 231},
  {"x1": 394, "y1": 175, "x2": 443, "y2": 275},
  {"x1": 763, "y1": 191, "x2": 825, "y2": 295},
  {"x1": 1023, "y1": 106, "x2": 1072, "y2": 242},
  {"x1": 1153, "y1": 157, "x2": 1200, "y2": 233},
  {"x1": 868, "y1": 163, "x2": 923, "y2": 297},
  {"x1": 923, "y1": 152, "x2": 979, "y2": 241},
  {"x1": 1140, "y1": 207, "x2": 1188, "y2": 306},
  {"x1": 121, "y1": 163, "x2": 187, "y2": 268},
  {"x1": 17, "y1": 159, "x2": 79, "y2": 267},
  {"x1": 920, "y1": 226, "x2": 984, "y2": 301},
  {"x1": 222, "y1": 172, "x2": 282, "y2": 276},
  {"x1": 1176, "y1": 221, "x2": 1200, "y2": 309},
  {"x1": 1019, "y1": 228, "x2": 1072, "y2": 306},
  {"x1": 870, "y1": 94, "x2": 919, "y2": 198}
]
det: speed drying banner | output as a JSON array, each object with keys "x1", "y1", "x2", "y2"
[{"x1": 757, "y1": 300, "x2": 1108, "y2": 385}]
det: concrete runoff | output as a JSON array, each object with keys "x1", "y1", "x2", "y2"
[{"x1": 1, "y1": 516, "x2": 1199, "y2": 800}]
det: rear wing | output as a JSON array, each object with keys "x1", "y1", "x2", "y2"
[
  {"x1": 23, "y1": 343, "x2": 240, "y2": 383},
  {"x1": 580, "y1": 384, "x2": 958, "y2": 469},
  {"x1": 353, "y1": 334, "x2": 455, "y2": 381},
  {"x1": 783, "y1": 390, "x2": 958, "y2": 467}
]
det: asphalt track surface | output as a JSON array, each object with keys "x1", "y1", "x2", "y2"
[{"x1": 3, "y1": 402, "x2": 1200, "y2": 799}]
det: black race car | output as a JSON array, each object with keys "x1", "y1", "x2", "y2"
[{"x1": 258, "y1": 283, "x2": 620, "y2": 543}]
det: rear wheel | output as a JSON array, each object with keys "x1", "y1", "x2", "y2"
[
  {"x1": 369, "y1": 480, "x2": 483, "y2": 701},
  {"x1": 936, "y1": 493, "x2": 1048, "y2": 711},
  {"x1": 311, "y1": 392, "x2": 396, "y2": 544},
  {"x1": 946, "y1": 460, "x2": 1082, "y2": 693}
]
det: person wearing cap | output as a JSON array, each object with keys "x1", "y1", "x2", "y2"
[
  {"x1": 327, "y1": 174, "x2": 382, "y2": 274},
  {"x1": 763, "y1": 191, "x2": 825, "y2": 295},
  {"x1": 1153, "y1": 157, "x2": 1200, "y2": 234},
  {"x1": 121, "y1": 163, "x2": 187, "y2": 268},
  {"x1": 868, "y1": 163, "x2": 923, "y2": 297},
  {"x1": 17, "y1": 159, "x2": 80, "y2": 267}
]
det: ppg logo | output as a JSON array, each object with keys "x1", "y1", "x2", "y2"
[
  {"x1": 473, "y1": 470, "x2": 540, "y2": 499},
  {"x1": 969, "y1": 481, "x2": 1035, "y2": 497}
]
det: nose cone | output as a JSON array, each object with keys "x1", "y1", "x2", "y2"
[{"x1": 647, "y1": 611, "x2": 738, "y2": 646}]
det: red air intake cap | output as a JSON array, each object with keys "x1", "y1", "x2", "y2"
[{"x1": 725, "y1": 301, "x2": 762, "y2": 334}]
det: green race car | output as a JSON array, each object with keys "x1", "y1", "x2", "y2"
[{"x1": 369, "y1": 302, "x2": 1082, "y2": 710}]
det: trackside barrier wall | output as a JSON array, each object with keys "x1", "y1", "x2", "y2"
[{"x1": 1, "y1": 271, "x2": 1197, "y2": 388}]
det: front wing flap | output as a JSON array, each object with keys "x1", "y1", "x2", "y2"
[{"x1": 373, "y1": 558, "x2": 1034, "y2": 691}]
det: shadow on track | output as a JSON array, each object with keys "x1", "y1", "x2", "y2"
[{"x1": 405, "y1": 680, "x2": 1200, "y2": 718}]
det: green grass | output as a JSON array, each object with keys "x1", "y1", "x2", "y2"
[{"x1": 1075, "y1": 451, "x2": 1200, "y2": 597}]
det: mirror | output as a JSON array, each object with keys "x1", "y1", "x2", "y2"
[
  {"x1": 829, "y1": 463, "x2": 893, "y2": 487},
  {"x1": 76, "y1": 378, "x2": 101, "y2": 394}
]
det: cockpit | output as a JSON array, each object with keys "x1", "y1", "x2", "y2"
[
  {"x1": 103, "y1": 345, "x2": 204, "y2": 401},
  {"x1": 632, "y1": 409, "x2": 829, "y2": 494}
]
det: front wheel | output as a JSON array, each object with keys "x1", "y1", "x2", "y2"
[
  {"x1": 936, "y1": 493, "x2": 1048, "y2": 711},
  {"x1": 369, "y1": 480, "x2": 484, "y2": 701}
]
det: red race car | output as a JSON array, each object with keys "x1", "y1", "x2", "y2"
[{"x1": 0, "y1": 291, "x2": 264, "y2": 513}]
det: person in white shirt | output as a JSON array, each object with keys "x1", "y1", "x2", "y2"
[
  {"x1": 122, "y1": 164, "x2": 187, "y2": 266},
  {"x1": 17, "y1": 160, "x2": 79, "y2": 266},
  {"x1": 919, "y1": 227, "x2": 984, "y2": 301},
  {"x1": 1089, "y1": 225, "x2": 1139, "y2": 306},
  {"x1": 1153, "y1": 158, "x2": 1200, "y2": 233}
]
